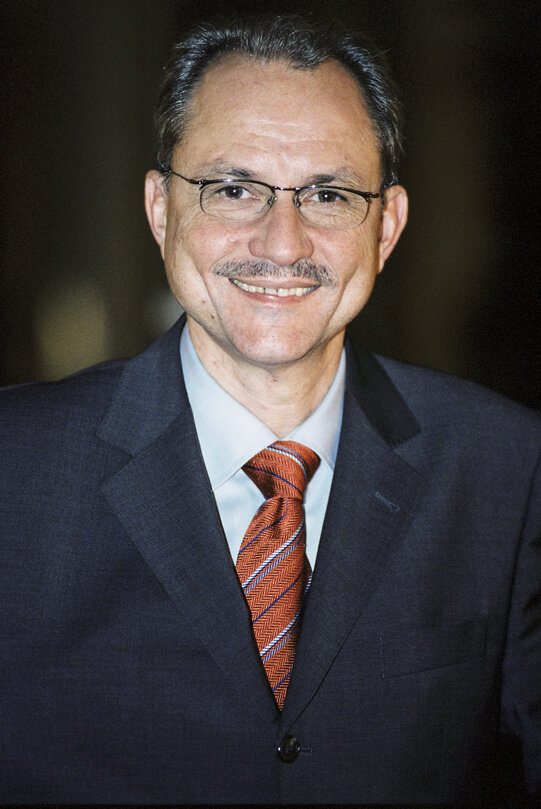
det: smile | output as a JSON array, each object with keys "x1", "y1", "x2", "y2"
[{"x1": 230, "y1": 279, "x2": 318, "y2": 297}]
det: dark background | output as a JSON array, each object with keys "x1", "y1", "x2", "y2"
[{"x1": 1, "y1": 0, "x2": 540, "y2": 408}]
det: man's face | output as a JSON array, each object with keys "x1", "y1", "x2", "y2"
[{"x1": 146, "y1": 56, "x2": 407, "y2": 372}]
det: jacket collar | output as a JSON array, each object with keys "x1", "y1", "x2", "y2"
[
  {"x1": 98, "y1": 316, "x2": 421, "y2": 455},
  {"x1": 97, "y1": 316, "x2": 187, "y2": 454},
  {"x1": 344, "y1": 335, "x2": 421, "y2": 447},
  {"x1": 98, "y1": 317, "x2": 426, "y2": 725}
]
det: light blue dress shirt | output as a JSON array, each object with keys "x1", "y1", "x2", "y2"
[{"x1": 180, "y1": 326, "x2": 345, "y2": 567}]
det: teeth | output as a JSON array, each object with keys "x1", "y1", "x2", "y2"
[{"x1": 231, "y1": 279, "x2": 317, "y2": 297}]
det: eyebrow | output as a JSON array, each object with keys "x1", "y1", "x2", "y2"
[
  {"x1": 192, "y1": 160, "x2": 253, "y2": 180},
  {"x1": 306, "y1": 170, "x2": 365, "y2": 187},
  {"x1": 192, "y1": 160, "x2": 367, "y2": 188}
]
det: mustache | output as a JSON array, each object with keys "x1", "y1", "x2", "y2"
[{"x1": 212, "y1": 259, "x2": 337, "y2": 288}]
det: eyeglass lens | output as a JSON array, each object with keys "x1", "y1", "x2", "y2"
[{"x1": 199, "y1": 180, "x2": 371, "y2": 228}]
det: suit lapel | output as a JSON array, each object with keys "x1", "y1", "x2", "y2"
[
  {"x1": 98, "y1": 320, "x2": 428, "y2": 724},
  {"x1": 281, "y1": 340, "x2": 427, "y2": 729},
  {"x1": 99, "y1": 318, "x2": 277, "y2": 719}
]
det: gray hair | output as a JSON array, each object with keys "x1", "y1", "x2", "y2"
[{"x1": 155, "y1": 14, "x2": 403, "y2": 188}]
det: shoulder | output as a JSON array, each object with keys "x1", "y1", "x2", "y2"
[
  {"x1": 345, "y1": 338, "x2": 541, "y2": 459},
  {"x1": 376, "y1": 354, "x2": 540, "y2": 436},
  {"x1": 369, "y1": 355, "x2": 541, "y2": 485},
  {"x1": 0, "y1": 359, "x2": 134, "y2": 488},
  {"x1": 0, "y1": 317, "x2": 188, "y2": 480},
  {"x1": 0, "y1": 359, "x2": 142, "y2": 509},
  {"x1": 0, "y1": 316, "x2": 186, "y2": 444},
  {"x1": 0, "y1": 358, "x2": 127, "y2": 437}
]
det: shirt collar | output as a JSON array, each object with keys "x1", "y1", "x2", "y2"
[{"x1": 180, "y1": 325, "x2": 345, "y2": 491}]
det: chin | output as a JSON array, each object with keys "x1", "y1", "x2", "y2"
[{"x1": 228, "y1": 333, "x2": 324, "y2": 368}]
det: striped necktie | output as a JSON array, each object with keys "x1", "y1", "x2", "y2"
[{"x1": 236, "y1": 441, "x2": 320, "y2": 709}]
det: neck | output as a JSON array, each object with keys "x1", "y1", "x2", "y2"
[{"x1": 187, "y1": 321, "x2": 344, "y2": 437}]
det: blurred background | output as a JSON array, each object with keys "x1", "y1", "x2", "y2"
[{"x1": 1, "y1": 0, "x2": 540, "y2": 408}]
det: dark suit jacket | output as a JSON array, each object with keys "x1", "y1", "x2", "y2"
[{"x1": 1, "y1": 316, "x2": 540, "y2": 805}]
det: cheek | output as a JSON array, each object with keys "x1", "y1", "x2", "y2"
[
  {"x1": 163, "y1": 216, "x2": 249, "y2": 312},
  {"x1": 324, "y1": 230, "x2": 381, "y2": 321},
  {"x1": 169, "y1": 215, "x2": 247, "y2": 274},
  {"x1": 321, "y1": 228, "x2": 379, "y2": 286}
]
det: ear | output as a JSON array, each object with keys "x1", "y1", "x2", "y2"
[
  {"x1": 378, "y1": 185, "x2": 408, "y2": 272},
  {"x1": 144, "y1": 170, "x2": 168, "y2": 257}
]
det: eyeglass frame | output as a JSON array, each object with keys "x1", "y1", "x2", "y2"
[{"x1": 161, "y1": 166, "x2": 387, "y2": 228}]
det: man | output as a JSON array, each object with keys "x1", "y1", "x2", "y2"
[{"x1": 1, "y1": 14, "x2": 540, "y2": 806}]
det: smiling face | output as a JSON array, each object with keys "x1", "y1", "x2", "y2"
[{"x1": 145, "y1": 56, "x2": 408, "y2": 377}]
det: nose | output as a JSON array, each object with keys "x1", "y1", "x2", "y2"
[{"x1": 247, "y1": 192, "x2": 314, "y2": 266}]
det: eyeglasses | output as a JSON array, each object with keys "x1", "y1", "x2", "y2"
[{"x1": 163, "y1": 167, "x2": 384, "y2": 229}]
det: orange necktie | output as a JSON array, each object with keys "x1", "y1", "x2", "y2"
[{"x1": 236, "y1": 441, "x2": 320, "y2": 709}]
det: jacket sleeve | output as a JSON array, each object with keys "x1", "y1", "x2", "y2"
[{"x1": 501, "y1": 448, "x2": 541, "y2": 799}]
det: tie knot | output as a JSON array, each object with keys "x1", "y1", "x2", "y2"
[{"x1": 243, "y1": 441, "x2": 320, "y2": 501}]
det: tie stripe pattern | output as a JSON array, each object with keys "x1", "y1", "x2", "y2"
[{"x1": 236, "y1": 441, "x2": 319, "y2": 709}]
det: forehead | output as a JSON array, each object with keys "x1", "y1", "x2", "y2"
[{"x1": 176, "y1": 55, "x2": 381, "y2": 183}]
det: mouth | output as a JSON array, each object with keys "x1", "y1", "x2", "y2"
[{"x1": 230, "y1": 279, "x2": 319, "y2": 297}]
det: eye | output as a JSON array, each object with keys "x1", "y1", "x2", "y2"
[
  {"x1": 303, "y1": 187, "x2": 348, "y2": 205},
  {"x1": 317, "y1": 189, "x2": 344, "y2": 203},
  {"x1": 200, "y1": 181, "x2": 270, "y2": 219},
  {"x1": 213, "y1": 183, "x2": 253, "y2": 200},
  {"x1": 208, "y1": 181, "x2": 270, "y2": 203}
]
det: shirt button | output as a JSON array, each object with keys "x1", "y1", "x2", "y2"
[{"x1": 277, "y1": 734, "x2": 300, "y2": 763}]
